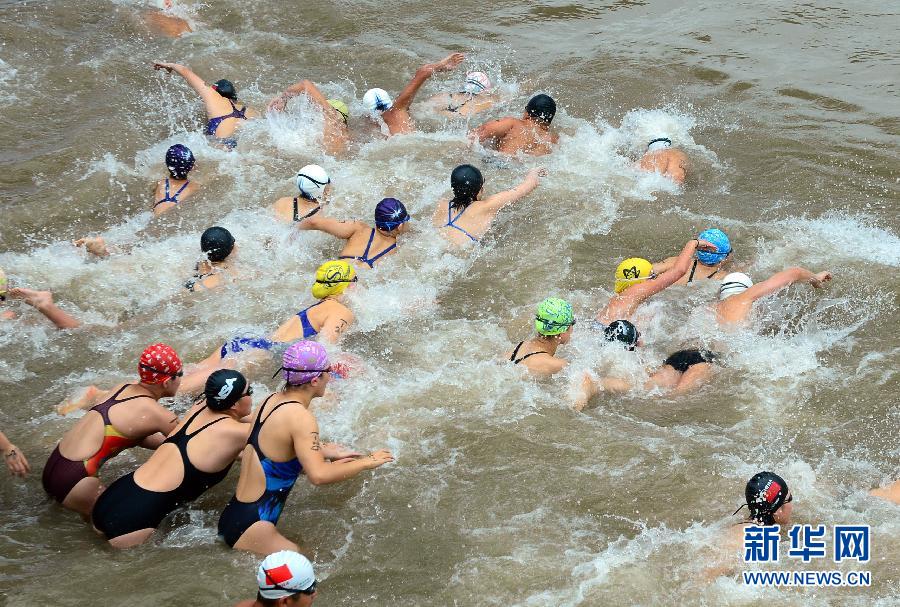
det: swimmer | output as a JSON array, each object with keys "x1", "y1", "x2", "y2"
[
  {"x1": 153, "y1": 62, "x2": 254, "y2": 149},
  {"x1": 427, "y1": 71, "x2": 498, "y2": 118},
  {"x1": 268, "y1": 81, "x2": 349, "y2": 155},
  {"x1": 0, "y1": 430, "x2": 30, "y2": 477},
  {"x1": 91, "y1": 370, "x2": 253, "y2": 548},
  {"x1": 310, "y1": 198, "x2": 411, "y2": 269},
  {"x1": 143, "y1": 0, "x2": 192, "y2": 37},
  {"x1": 153, "y1": 144, "x2": 199, "y2": 216},
  {"x1": 42, "y1": 344, "x2": 182, "y2": 519},
  {"x1": 234, "y1": 550, "x2": 318, "y2": 607},
  {"x1": 363, "y1": 52, "x2": 466, "y2": 135},
  {"x1": 716, "y1": 267, "x2": 832, "y2": 327},
  {"x1": 1, "y1": 268, "x2": 81, "y2": 329},
  {"x1": 638, "y1": 137, "x2": 689, "y2": 184},
  {"x1": 218, "y1": 341, "x2": 393, "y2": 555},
  {"x1": 185, "y1": 226, "x2": 237, "y2": 292},
  {"x1": 432, "y1": 164, "x2": 546, "y2": 245},
  {"x1": 505, "y1": 297, "x2": 575, "y2": 377},
  {"x1": 870, "y1": 479, "x2": 900, "y2": 505},
  {"x1": 471, "y1": 94, "x2": 559, "y2": 156},
  {"x1": 653, "y1": 229, "x2": 733, "y2": 285},
  {"x1": 595, "y1": 237, "x2": 719, "y2": 325},
  {"x1": 272, "y1": 165, "x2": 331, "y2": 229}
]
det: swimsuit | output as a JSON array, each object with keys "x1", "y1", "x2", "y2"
[
  {"x1": 686, "y1": 259, "x2": 723, "y2": 284},
  {"x1": 662, "y1": 349, "x2": 719, "y2": 373},
  {"x1": 339, "y1": 228, "x2": 396, "y2": 268},
  {"x1": 510, "y1": 341, "x2": 548, "y2": 365},
  {"x1": 445, "y1": 92, "x2": 475, "y2": 114},
  {"x1": 184, "y1": 265, "x2": 216, "y2": 291},
  {"x1": 41, "y1": 385, "x2": 144, "y2": 503},
  {"x1": 153, "y1": 178, "x2": 190, "y2": 209},
  {"x1": 218, "y1": 396, "x2": 304, "y2": 547},
  {"x1": 205, "y1": 100, "x2": 247, "y2": 137},
  {"x1": 296, "y1": 301, "x2": 323, "y2": 339},
  {"x1": 220, "y1": 336, "x2": 276, "y2": 359},
  {"x1": 292, "y1": 198, "x2": 321, "y2": 223},
  {"x1": 444, "y1": 202, "x2": 478, "y2": 242},
  {"x1": 91, "y1": 407, "x2": 233, "y2": 539}
]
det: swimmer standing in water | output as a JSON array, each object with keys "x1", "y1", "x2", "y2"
[
  {"x1": 471, "y1": 94, "x2": 559, "y2": 156},
  {"x1": 310, "y1": 198, "x2": 411, "y2": 269},
  {"x1": 1, "y1": 267, "x2": 81, "y2": 329},
  {"x1": 363, "y1": 52, "x2": 466, "y2": 135},
  {"x1": 268, "y1": 81, "x2": 350, "y2": 155},
  {"x1": 272, "y1": 165, "x2": 332, "y2": 230},
  {"x1": 638, "y1": 137, "x2": 689, "y2": 184},
  {"x1": 505, "y1": 298, "x2": 575, "y2": 377},
  {"x1": 432, "y1": 164, "x2": 546, "y2": 246},
  {"x1": 427, "y1": 71, "x2": 498, "y2": 118}
]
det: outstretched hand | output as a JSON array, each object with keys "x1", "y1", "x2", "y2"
[
  {"x1": 4, "y1": 445, "x2": 30, "y2": 477},
  {"x1": 267, "y1": 95, "x2": 288, "y2": 112},
  {"x1": 432, "y1": 53, "x2": 466, "y2": 73},
  {"x1": 811, "y1": 271, "x2": 832, "y2": 288},
  {"x1": 696, "y1": 239, "x2": 718, "y2": 252},
  {"x1": 365, "y1": 449, "x2": 394, "y2": 469},
  {"x1": 153, "y1": 62, "x2": 176, "y2": 73}
]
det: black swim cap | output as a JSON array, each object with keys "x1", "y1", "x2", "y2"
[
  {"x1": 450, "y1": 164, "x2": 484, "y2": 209},
  {"x1": 200, "y1": 226, "x2": 235, "y2": 262},
  {"x1": 744, "y1": 471, "x2": 790, "y2": 524},
  {"x1": 212, "y1": 79, "x2": 237, "y2": 100},
  {"x1": 525, "y1": 94, "x2": 556, "y2": 124},
  {"x1": 604, "y1": 320, "x2": 639, "y2": 350},
  {"x1": 204, "y1": 369, "x2": 248, "y2": 411},
  {"x1": 165, "y1": 144, "x2": 195, "y2": 180}
]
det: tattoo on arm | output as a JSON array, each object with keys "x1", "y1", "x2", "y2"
[{"x1": 310, "y1": 432, "x2": 321, "y2": 451}]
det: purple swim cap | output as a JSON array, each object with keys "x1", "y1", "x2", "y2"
[
  {"x1": 280, "y1": 341, "x2": 329, "y2": 385},
  {"x1": 374, "y1": 198, "x2": 409, "y2": 231}
]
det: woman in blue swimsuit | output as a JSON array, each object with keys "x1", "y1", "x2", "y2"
[
  {"x1": 311, "y1": 198, "x2": 412, "y2": 269},
  {"x1": 153, "y1": 144, "x2": 198, "y2": 216},
  {"x1": 431, "y1": 164, "x2": 546, "y2": 246}
]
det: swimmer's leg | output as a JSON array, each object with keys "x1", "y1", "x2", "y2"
[
  {"x1": 645, "y1": 365, "x2": 681, "y2": 391},
  {"x1": 671, "y1": 363, "x2": 713, "y2": 394},
  {"x1": 57, "y1": 385, "x2": 107, "y2": 415},
  {"x1": 870, "y1": 479, "x2": 900, "y2": 505},
  {"x1": 62, "y1": 476, "x2": 104, "y2": 521},
  {"x1": 232, "y1": 520, "x2": 302, "y2": 557},
  {"x1": 108, "y1": 528, "x2": 156, "y2": 549},
  {"x1": 177, "y1": 348, "x2": 234, "y2": 395}
]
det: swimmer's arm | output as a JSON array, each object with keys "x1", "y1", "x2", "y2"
[
  {"x1": 307, "y1": 217, "x2": 364, "y2": 240},
  {"x1": 481, "y1": 168, "x2": 546, "y2": 212},
  {"x1": 139, "y1": 432, "x2": 166, "y2": 449},
  {"x1": 320, "y1": 310, "x2": 354, "y2": 344},
  {"x1": 270, "y1": 80, "x2": 329, "y2": 112},
  {"x1": 1, "y1": 430, "x2": 30, "y2": 477},
  {"x1": 471, "y1": 118, "x2": 515, "y2": 148},
  {"x1": 153, "y1": 62, "x2": 216, "y2": 104},
  {"x1": 149, "y1": 402, "x2": 180, "y2": 436},
  {"x1": 739, "y1": 267, "x2": 832, "y2": 303},
  {"x1": 394, "y1": 53, "x2": 465, "y2": 111},
  {"x1": 74, "y1": 237, "x2": 111, "y2": 258},
  {"x1": 651, "y1": 256, "x2": 677, "y2": 274},
  {"x1": 632, "y1": 238, "x2": 715, "y2": 299},
  {"x1": 293, "y1": 414, "x2": 393, "y2": 485}
]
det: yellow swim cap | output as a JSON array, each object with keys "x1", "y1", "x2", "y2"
[
  {"x1": 312, "y1": 260, "x2": 357, "y2": 299},
  {"x1": 327, "y1": 99, "x2": 349, "y2": 124},
  {"x1": 614, "y1": 258, "x2": 653, "y2": 294},
  {"x1": 0, "y1": 267, "x2": 6, "y2": 299}
]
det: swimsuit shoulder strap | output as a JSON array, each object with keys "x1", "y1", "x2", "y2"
[
  {"x1": 166, "y1": 406, "x2": 207, "y2": 442},
  {"x1": 172, "y1": 180, "x2": 190, "y2": 200},
  {"x1": 687, "y1": 258, "x2": 698, "y2": 283},
  {"x1": 707, "y1": 266, "x2": 722, "y2": 279},
  {"x1": 262, "y1": 400, "x2": 303, "y2": 424},
  {"x1": 361, "y1": 228, "x2": 376, "y2": 257},
  {"x1": 292, "y1": 198, "x2": 300, "y2": 222},
  {"x1": 515, "y1": 350, "x2": 549, "y2": 364},
  {"x1": 510, "y1": 341, "x2": 524, "y2": 362}
]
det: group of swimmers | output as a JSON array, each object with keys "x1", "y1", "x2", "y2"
[{"x1": 2, "y1": 38, "x2": 898, "y2": 601}]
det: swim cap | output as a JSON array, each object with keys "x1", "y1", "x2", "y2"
[
  {"x1": 647, "y1": 137, "x2": 672, "y2": 152},
  {"x1": 280, "y1": 341, "x2": 329, "y2": 386},
  {"x1": 212, "y1": 79, "x2": 237, "y2": 100},
  {"x1": 296, "y1": 164, "x2": 330, "y2": 200},
  {"x1": 696, "y1": 229, "x2": 731, "y2": 266},
  {"x1": 525, "y1": 94, "x2": 556, "y2": 124},
  {"x1": 450, "y1": 164, "x2": 484, "y2": 208},
  {"x1": 744, "y1": 471, "x2": 790, "y2": 524},
  {"x1": 204, "y1": 369, "x2": 249, "y2": 411},
  {"x1": 312, "y1": 260, "x2": 357, "y2": 299},
  {"x1": 327, "y1": 99, "x2": 349, "y2": 124},
  {"x1": 374, "y1": 198, "x2": 410, "y2": 231},
  {"x1": 0, "y1": 267, "x2": 6, "y2": 300},
  {"x1": 719, "y1": 272, "x2": 753, "y2": 300},
  {"x1": 363, "y1": 88, "x2": 393, "y2": 112},
  {"x1": 200, "y1": 226, "x2": 235, "y2": 262},
  {"x1": 535, "y1": 297, "x2": 575, "y2": 336},
  {"x1": 138, "y1": 343, "x2": 182, "y2": 385},
  {"x1": 614, "y1": 258, "x2": 653, "y2": 294},
  {"x1": 165, "y1": 144, "x2": 195, "y2": 180},
  {"x1": 463, "y1": 71, "x2": 492, "y2": 94},
  {"x1": 257, "y1": 550, "x2": 316, "y2": 600},
  {"x1": 603, "y1": 320, "x2": 640, "y2": 350}
]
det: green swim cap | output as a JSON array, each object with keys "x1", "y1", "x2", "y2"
[{"x1": 535, "y1": 297, "x2": 575, "y2": 336}]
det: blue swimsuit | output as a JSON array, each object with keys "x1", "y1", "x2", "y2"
[
  {"x1": 154, "y1": 178, "x2": 190, "y2": 208},
  {"x1": 217, "y1": 396, "x2": 304, "y2": 547},
  {"x1": 296, "y1": 301, "x2": 323, "y2": 338},
  {"x1": 339, "y1": 228, "x2": 396, "y2": 268},
  {"x1": 220, "y1": 336, "x2": 275, "y2": 359},
  {"x1": 444, "y1": 202, "x2": 478, "y2": 242},
  {"x1": 205, "y1": 100, "x2": 247, "y2": 137}
]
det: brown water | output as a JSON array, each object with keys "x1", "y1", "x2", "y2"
[{"x1": 1, "y1": 1, "x2": 898, "y2": 605}]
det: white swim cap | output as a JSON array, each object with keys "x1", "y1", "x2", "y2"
[
  {"x1": 463, "y1": 71, "x2": 492, "y2": 94},
  {"x1": 363, "y1": 88, "x2": 393, "y2": 112},
  {"x1": 257, "y1": 550, "x2": 316, "y2": 599},
  {"x1": 296, "y1": 164, "x2": 330, "y2": 199},
  {"x1": 719, "y1": 272, "x2": 753, "y2": 300},
  {"x1": 647, "y1": 137, "x2": 672, "y2": 152}
]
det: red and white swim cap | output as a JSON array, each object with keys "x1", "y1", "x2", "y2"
[{"x1": 138, "y1": 343, "x2": 182, "y2": 384}]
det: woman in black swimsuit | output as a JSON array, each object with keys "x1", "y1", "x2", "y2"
[
  {"x1": 506, "y1": 297, "x2": 575, "y2": 377},
  {"x1": 184, "y1": 226, "x2": 236, "y2": 292}
]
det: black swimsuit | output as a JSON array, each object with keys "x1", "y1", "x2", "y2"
[
  {"x1": 91, "y1": 408, "x2": 234, "y2": 540},
  {"x1": 686, "y1": 259, "x2": 723, "y2": 283},
  {"x1": 510, "y1": 341, "x2": 548, "y2": 364},
  {"x1": 662, "y1": 349, "x2": 719, "y2": 373},
  {"x1": 292, "y1": 197, "x2": 321, "y2": 223}
]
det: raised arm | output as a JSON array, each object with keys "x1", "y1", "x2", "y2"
[
  {"x1": 153, "y1": 62, "x2": 216, "y2": 104},
  {"x1": 393, "y1": 53, "x2": 465, "y2": 110},
  {"x1": 471, "y1": 117, "x2": 516, "y2": 148},
  {"x1": 622, "y1": 239, "x2": 714, "y2": 303},
  {"x1": 739, "y1": 267, "x2": 832, "y2": 303},
  {"x1": 307, "y1": 217, "x2": 366, "y2": 241},
  {"x1": 293, "y1": 412, "x2": 392, "y2": 485},
  {"x1": 480, "y1": 168, "x2": 546, "y2": 212},
  {"x1": 269, "y1": 79, "x2": 330, "y2": 112}
]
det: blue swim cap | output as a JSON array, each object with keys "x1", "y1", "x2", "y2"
[
  {"x1": 697, "y1": 228, "x2": 731, "y2": 266},
  {"x1": 374, "y1": 198, "x2": 410, "y2": 231},
  {"x1": 165, "y1": 144, "x2": 195, "y2": 180}
]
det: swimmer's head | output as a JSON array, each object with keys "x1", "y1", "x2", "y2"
[
  {"x1": 165, "y1": 144, "x2": 195, "y2": 180},
  {"x1": 200, "y1": 226, "x2": 235, "y2": 262},
  {"x1": 138, "y1": 343, "x2": 183, "y2": 392},
  {"x1": 279, "y1": 340, "x2": 330, "y2": 388},
  {"x1": 327, "y1": 99, "x2": 349, "y2": 125},
  {"x1": 741, "y1": 471, "x2": 792, "y2": 525},
  {"x1": 647, "y1": 137, "x2": 672, "y2": 152},
  {"x1": 0, "y1": 267, "x2": 6, "y2": 301},
  {"x1": 697, "y1": 228, "x2": 732, "y2": 266},
  {"x1": 296, "y1": 164, "x2": 330, "y2": 201},
  {"x1": 603, "y1": 320, "x2": 640, "y2": 351},
  {"x1": 614, "y1": 258, "x2": 654, "y2": 294},
  {"x1": 374, "y1": 198, "x2": 410, "y2": 232},
  {"x1": 463, "y1": 71, "x2": 492, "y2": 95},
  {"x1": 363, "y1": 88, "x2": 393, "y2": 113},
  {"x1": 450, "y1": 164, "x2": 484, "y2": 209},
  {"x1": 535, "y1": 297, "x2": 575, "y2": 337},
  {"x1": 257, "y1": 550, "x2": 317, "y2": 601},
  {"x1": 312, "y1": 260, "x2": 357, "y2": 299},
  {"x1": 525, "y1": 94, "x2": 556, "y2": 125},
  {"x1": 212, "y1": 79, "x2": 237, "y2": 100},
  {"x1": 718, "y1": 272, "x2": 753, "y2": 300},
  {"x1": 204, "y1": 369, "x2": 250, "y2": 412}
]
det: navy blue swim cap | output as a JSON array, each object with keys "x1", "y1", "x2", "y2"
[
  {"x1": 697, "y1": 229, "x2": 732, "y2": 266},
  {"x1": 200, "y1": 226, "x2": 235, "y2": 262},
  {"x1": 525, "y1": 94, "x2": 556, "y2": 124},
  {"x1": 212, "y1": 79, "x2": 237, "y2": 100},
  {"x1": 165, "y1": 144, "x2": 195, "y2": 180},
  {"x1": 604, "y1": 320, "x2": 640, "y2": 350},
  {"x1": 450, "y1": 164, "x2": 484, "y2": 208},
  {"x1": 374, "y1": 198, "x2": 410, "y2": 231}
]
